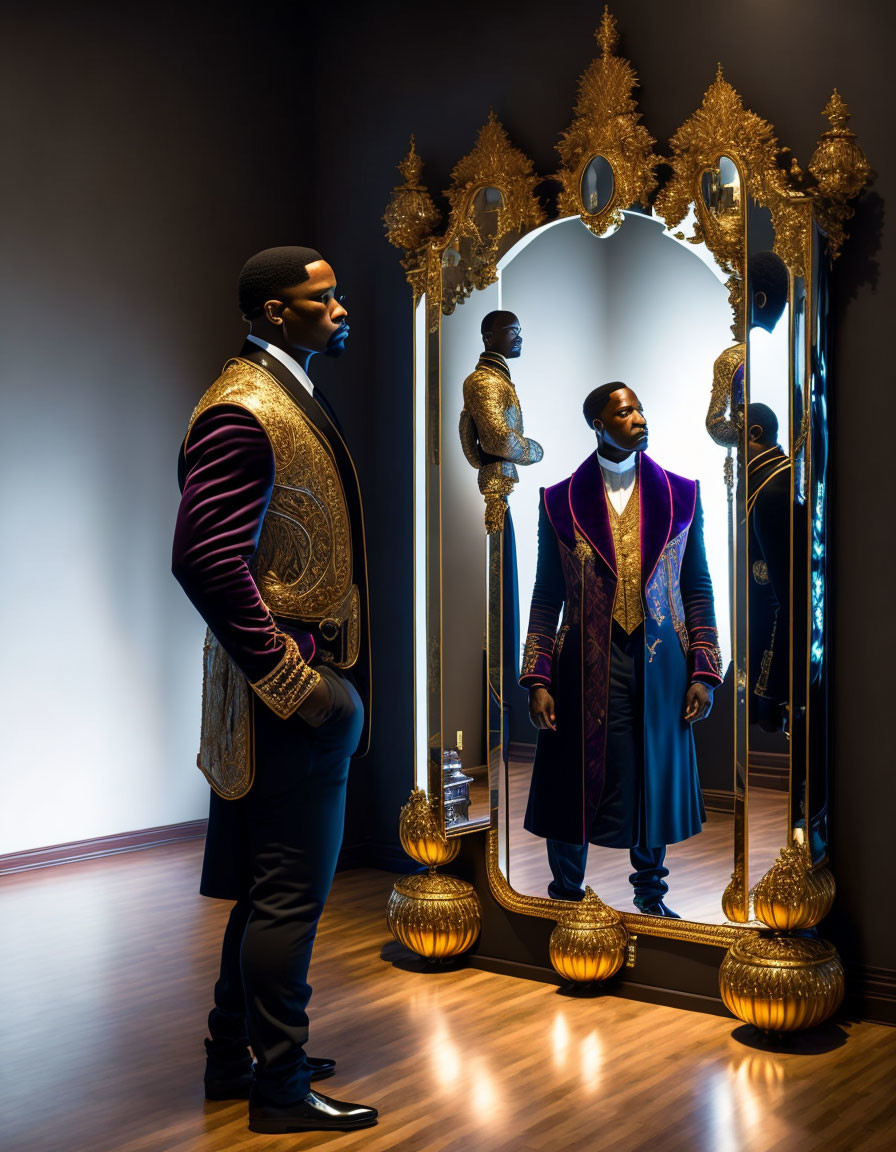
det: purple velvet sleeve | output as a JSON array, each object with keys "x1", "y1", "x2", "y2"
[
  {"x1": 172, "y1": 404, "x2": 287, "y2": 684},
  {"x1": 519, "y1": 493, "x2": 565, "y2": 689}
]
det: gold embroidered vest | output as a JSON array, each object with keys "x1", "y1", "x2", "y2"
[
  {"x1": 187, "y1": 357, "x2": 360, "y2": 667},
  {"x1": 608, "y1": 477, "x2": 643, "y2": 633}
]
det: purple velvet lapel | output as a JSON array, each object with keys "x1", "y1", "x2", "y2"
[
  {"x1": 640, "y1": 455, "x2": 697, "y2": 586},
  {"x1": 543, "y1": 476, "x2": 576, "y2": 550},
  {"x1": 569, "y1": 452, "x2": 616, "y2": 575},
  {"x1": 639, "y1": 454, "x2": 673, "y2": 587}
]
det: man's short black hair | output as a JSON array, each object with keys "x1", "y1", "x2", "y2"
[
  {"x1": 480, "y1": 309, "x2": 518, "y2": 336},
  {"x1": 583, "y1": 382, "x2": 627, "y2": 428},
  {"x1": 747, "y1": 402, "x2": 779, "y2": 445},
  {"x1": 238, "y1": 246, "x2": 323, "y2": 320}
]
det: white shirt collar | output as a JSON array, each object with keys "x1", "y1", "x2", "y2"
[
  {"x1": 245, "y1": 334, "x2": 314, "y2": 397},
  {"x1": 597, "y1": 450, "x2": 637, "y2": 475}
]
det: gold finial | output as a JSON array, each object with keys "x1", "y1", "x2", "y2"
[
  {"x1": 823, "y1": 89, "x2": 850, "y2": 132},
  {"x1": 715, "y1": 62, "x2": 725, "y2": 83},
  {"x1": 596, "y1": 6, "x2": 619, "y2": 57},
  {"x1": 397, "y1": 135, "x2": 425, "y2": 187}
]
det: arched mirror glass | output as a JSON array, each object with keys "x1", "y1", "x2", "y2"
[{"x1": 440, "y1": 210, "x2": 742, "y2": 922}]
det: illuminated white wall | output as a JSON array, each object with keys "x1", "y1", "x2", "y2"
[
  {"x1": 500, "y1": 213, "x2": 735, "y2": 667},
  {"x1": 0, "y1": 332, "x2": 210, "y2": 856}
]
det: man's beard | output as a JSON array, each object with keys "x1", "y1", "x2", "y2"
[{"x1": 325, "y1": 323, "x2": 350, "y2": 358}]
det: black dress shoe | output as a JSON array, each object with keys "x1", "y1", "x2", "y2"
[
  {"x1": 633, "y1": 899, "x2": 681, "y2": 918},
  {"x1": 205, "y1": 1056, "x2": 336, "y2": 1100},
  {"x1": 248, "y1": 1089, "x2": 378, "y2": 1133},
  {"x1": 305, "y1": 1055, "x2": 336, "y2": 1081}
]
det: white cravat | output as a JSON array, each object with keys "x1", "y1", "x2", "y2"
[
  {"x1": 597, "y1": 451, "x2": 637, "y2": 516},
  {"x1": 245, "y1": 334, "x2": 314, "y2": 397}
]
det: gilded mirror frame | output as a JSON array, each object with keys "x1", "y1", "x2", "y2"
[{"x1": 386, "y1": 9, "x2": 869, "y2": 949}]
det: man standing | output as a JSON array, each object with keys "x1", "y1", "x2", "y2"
[
  {"x1": 458, "y1": 310, "x2": 543, "y2": 534},
  {"x1": 520, "y1": 383, "x2": 723, "y2": 916},
  {"x1": 172, "y1": 247, "x2": 377, "y2": 1134},
  {"x1": 458, "y1": 310, "x2": 543, "y2": 759}
]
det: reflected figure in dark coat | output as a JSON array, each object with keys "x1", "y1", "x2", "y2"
[
  {"x1": 520, "y1": 383, "x2": 723, "y2": 916},
  {"x1": 746, "y1": 402, "x2": 791, "y2": 732}
]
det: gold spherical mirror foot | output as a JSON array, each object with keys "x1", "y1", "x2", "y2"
[
  {"x1": 719, "y1": 933, "x2": 845, "y2": 1032},
  {"x1": 387, "y1": 871, "x2": 481, "y2": 961},
  {"x1": 548, "y1": 887, "x2": 628, "y2": 984}
]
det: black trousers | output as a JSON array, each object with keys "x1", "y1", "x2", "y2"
[
  {"x1": 546, "y1": 621, "x2": 669, "y2": 904},
  {"x1": 205, "y1": 666, "x2": 363, "y2": 1105}
]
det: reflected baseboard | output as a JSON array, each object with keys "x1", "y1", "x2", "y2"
[
  {"x1": 748, "y1": 751, "x2": 789, "y2": 791},
  {"x1": 508, "y1": 741, "x2": 536, "y2": 764},
  {"x1": 702, "y1": 787, "x2": 735, "y2": 814}
]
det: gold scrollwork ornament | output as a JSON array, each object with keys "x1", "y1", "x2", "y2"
[
  {"x1": 548, "y1": 887, "x2": 628, "y2": 983},
  {"x1": 809, "y1": 91, "x2": 872, "y2": 260},
  {"x1": 722, "y1": 859, "x2": 749, "y2": 924},
  {"x1": 383, "y1": 136, "x2": 442, "y2": 301},
  {"x1": 398, "y1": 786, "x2": 460, "y2": 869},
  {"x1": 555, "y1": 6, "x2": 660, "y2": 236},
  {"x1": 751, "y1": 844, "x2": 836, "y2": 932},
  {"x1": 439, "y1": 110, "x2": 544, "y2": 317}
]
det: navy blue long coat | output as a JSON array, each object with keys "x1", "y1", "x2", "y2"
[{"x1": 519, "y1": 452, "x2": 723, "y2": 849}]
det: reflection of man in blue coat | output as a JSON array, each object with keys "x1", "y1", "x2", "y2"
[{"x1": 520, "y1": 383, "x2": 723, "y2": 916}]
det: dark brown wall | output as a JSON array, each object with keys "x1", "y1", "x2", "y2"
[{"x1": 308, "y1": 0, "x2": 896, "y2": 988}]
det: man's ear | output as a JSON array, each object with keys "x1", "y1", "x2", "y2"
[
  {"x1": 748, "y1": 423, "x2": 764, "y2": 442},
  {"x1": 592, "y1": 419, "x2": 604, "y2": 440},
  {"x1": 263, "y1": 299, "x2": 285, "y2": 326},
  {"x1": 482, "y1": 328, "x2": 494, "y2": 349}
]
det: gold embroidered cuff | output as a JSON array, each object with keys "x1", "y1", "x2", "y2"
[{"x1": 250, "y1": 634, "x2": 321, "y2": 719}]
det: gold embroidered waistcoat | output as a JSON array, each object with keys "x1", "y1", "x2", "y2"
[
  {"x1": 608, "y1": 477, "x2": 643, "y2": 633},
  {"x1": 187, "y1": 357, "x2": 360, "y2": 667}
]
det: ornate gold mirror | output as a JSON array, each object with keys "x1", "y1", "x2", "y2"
[{"x1": 386, "y1": 8, "x2": 868, "y2": 1026}]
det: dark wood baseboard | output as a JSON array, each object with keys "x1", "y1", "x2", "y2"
[
  {"x1": 467, "y1": 953, "x2": 732, "y2": 1017},
  {"x1": 848, "y1": 965, "x2": 896, "y2": 1027},
  {"x1": 0, "y1": 820, "x2": 208, "y2": 876}
]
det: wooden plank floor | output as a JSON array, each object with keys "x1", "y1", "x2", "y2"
[{"x1": 2, "y1": 841, "x2": 895, "y2": 1152}]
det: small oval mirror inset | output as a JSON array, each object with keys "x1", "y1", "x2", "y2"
[
  {"x1": 702, "y1": 154, "x2": 741, "y2": 215},
  {"x1": 581, "y1": 155, "x2": 615, "y2": 216},
  {"x1": 472, "y1": 186, "x2": 504, "y2": 239}
]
